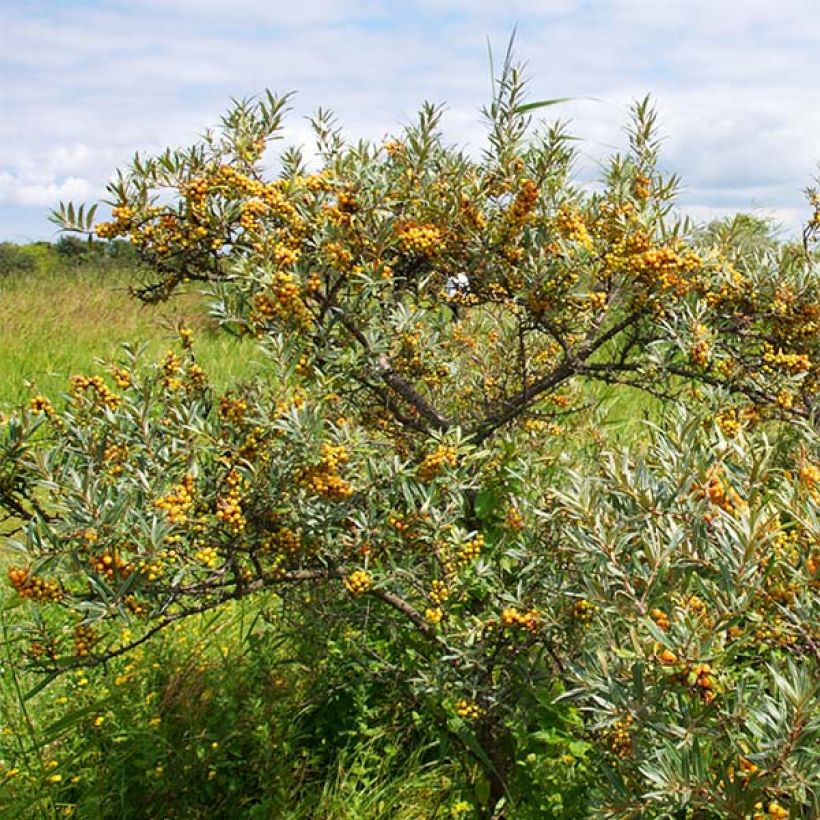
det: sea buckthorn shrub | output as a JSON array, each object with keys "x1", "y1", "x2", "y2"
[
  {"x1": 544, "y1": 413, "x2": 818, "y2": 817},
  {"x1": 3, "y1": 57, "x2": 819, "y2": 816}
]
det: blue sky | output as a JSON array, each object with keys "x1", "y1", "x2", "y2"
[{"x1": 1, "y1": 0, "x2": 819, "y2": 241}]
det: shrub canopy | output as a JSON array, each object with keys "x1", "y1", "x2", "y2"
[{"x1": 4, "y1": 60, "x2": 819, "y2": 816}]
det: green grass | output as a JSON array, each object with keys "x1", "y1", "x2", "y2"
[{"x1": 0, "y1": 264, "x2": 259, "y2": 410}]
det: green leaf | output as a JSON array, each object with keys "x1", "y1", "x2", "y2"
[
  {"x1": 474, "y1": 774, "x2": 491, "y2": 806},
  {"x1": 514, "y1": 97, "x2": 575, "y2": 114},
  {"x1": 23, "y1": 670, "x2": 61, "y2": 701},
  {"x1": 36, "y1": 700, "x2": 111, "y2": 746},
  {"x1": 474, "y1": 486, "x2": 501, "y2": 520}
]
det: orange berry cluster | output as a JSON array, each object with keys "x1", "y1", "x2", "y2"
[
  {"x1": 177, "y1": 326, "x2": 194, "y2": 349},
  {"x1": 73, "y1": 624, "x2": 98, "y2": 657},
  {"x1": 125, "y1": 595, "x2": 147, "y2": 616},
  {"x1": 251, "y1": 271, "x2": 312, "y2": 330},
  {"x1": 679, "y1": 594, "x2": 708, "y2": 619},
  {"x1": 699, "y1": 467, "x2": 745, "y2": 520},
  {"x1": 394, "y1": 331, "x2": 423, "y2": 375},
  {"x1": 343, "y1": 569, "x2": 372, "y2": 597},
  {"x1": 265, "y1": 525, "x2": 302, "y2": 555},
  {"x1": 7, "y1": 567, "x2": 63, "y2": 601},
  {"x1": 753, "y1": 800, "x2": 790, "y2": 819},
  {"x1": 95, "y1": 205, "x2": 134, "y2": 238},
  {"x1": 424, "y1": 607, "x2": 444, "y2": 624},
  {"x1": 658, "y1": 648, "x2": 678, "y2": 665},
  {"x1": 632, "y1": 173, "x2": 651, "y2": 200},
  {"x1": 726, "y1": 756, "x2": 759, "y2": 786},
  {"x1": 272, "y1": 241, "x2": 300, "y2": 267},
  {"x1": 798, "y1": 463, "x2": 819, "y2": 501},
  {"x1": 29, "y1": 638, "x2": 59, "y2": 661},
  {"x1": 554, "y1": 207, "x2": 592, "y2": 248},
  {"x1": 417, "y1": 445, "x2": 457, "y2": 481},
  {"x1": 219, "y1": 393, "x2": 248, "y2": 424},
  {"x1": 110, "y1": 366, "x2": 132, "y2": 389},
  {"x1": 604, "y1": 715, "x2": 633, "y2": 758},
  {"x1": 504, "y1": 179, "x2": 539, "y2": 229},
  {"x1": 690, "y1": 339, "x2": 711, "y2": 367},
  {"x1": 304, "y1": 170, "x2": 335, "y2": 193},
  {"x1": 458, "y1": 533, "x2": 484, "y2": 563},
  {"x1": 688, "y1": 663, "x2": 717, "y2": 704},
  {"x1": 193, "y1": 546, "x2": 219, "y2": 568},
  {"x1": 305, "y1": 271, "x2": 323, "y2": 293},
  {"x1": 714, "y1": 407, "x2": 742, "y2": 437},
  {"x1": 650, "y1": 607, "x2": 671, "y2": 631},
  {"x1": 154, "y1": 473, "x2": 195, "y2": 525},
  {"x1": 761, "y1": 346, "x2": 811, "y2": 374},
  {"x1": 103, "y1": 443, "x2": 127, "y2": 475},
  {"x1": 239, "y1": 198, "x2": 268, "y2": 231},
  {"x1": 750, "y1": 615, "x2": 798, "y2": 648},
  {"x1": 184, "y1": 362, "x2": 207, "y2": 392},
  {"x1": 216, "y1": 469, "x2": 247, "y2": 533},
  {"x1": 429, "y1": 579, "x2": 450, "y2": 605},
  {"x1": 300, "y1": 444, "x2": 353, "y2": 501},
  {"x1": 572, "y1": 599, "x2": 596, "y2": 625},
  {"x1": 388, "y1": 512, "x2": 414, "y2": 537},
  {"x1": 634, "y1": 246, "x2": 700, "y2": 295},
  {"x1": 69, "y1": 374, "x2": 121, "y2": 410},
  {"x1": 459, "y1": 195, "x2": 486, "y2": 230},
  {"x1": 136, "y1": 555, "x2": 165, "y2": 583},
  {"x1": 396, "y1": 222, "x2": 442, "y2": 255},
  {"x1": 383, "y1": 140, "x2": 404, "y2": 159},
  {"x1": 500, "y1": 606, "x2": 540, "y2": 633},
  {"x1": 659, "y1": 654, "x2": 719, "y2": 705},
  {"x1": 455, "y1": 699, "x2": 483, "y2": 720},
  {"x1": 29, "y1": 395, "x2": 55, "y2": 415},
  {"x1": 603, "y1": 228, "x2": 700, "y2": 296},
  {"x1": 322, "y1": 240, "x2": 353, "y2": 271},
  {"x1": 160, "y1": 350, "x2": 183, "y2": 391},
  {"x1": 504, "y1": 505, "x2": 525, "y2": 531},
  {"x1": 526, "y1": 290, "x2": 551, "y2": 317},
  {"x1": 89, "y1": 551, "x2": 131, "y2": 582}
]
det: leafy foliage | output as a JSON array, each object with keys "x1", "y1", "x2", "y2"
[
  {"x1": 3, "y1": 54, "x2": 819, "y2": 817},
  {"x1": 0, "y1": 243, "x2": 36, "y2": 277}
]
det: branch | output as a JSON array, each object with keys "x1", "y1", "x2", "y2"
[
  {"x1": 34, "y1": 564, "x2": 438, "y2": 676},
  {"x1": 666, "y1": 365, "x2": 810, "y2": 420},
  {"x1": 376, "y1": 356, "x2": 451, "y2": 431},
  {"x1": 336, "y1": 314, "x2": 451, "y2": 432},
  {"x1": 354, "y1": 376, "x2": 430, "y2": 433},
  {"x1": 468, "y1": 360, "x2": 575, "y2": 444}
]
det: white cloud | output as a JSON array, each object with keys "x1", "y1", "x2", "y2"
[
  {"x1": 0, "y1": 172, "x2": 93, "y2": 208},
  {"x1": 1, "y1": 0, "x2": 818, "y2": 238}
]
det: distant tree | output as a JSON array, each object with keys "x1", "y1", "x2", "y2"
[
  {"x1": 54, "y1": 234, "x2": 105, "y2": 264},
  {"x1": 0, "y1": 242, "x2": 37, "y2": 276}
]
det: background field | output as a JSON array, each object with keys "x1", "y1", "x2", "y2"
[{"x1": 0, "y1": 247, "x2": 258, "y2": 410}]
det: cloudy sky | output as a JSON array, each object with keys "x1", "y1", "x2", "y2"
[{"x1": 1, "y1": 0, "x2": 819, "y2": 241}]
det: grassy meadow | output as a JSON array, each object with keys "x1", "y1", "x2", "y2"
[{"x1": 0, "y1": 261, "x2": 258, "y2": 410}]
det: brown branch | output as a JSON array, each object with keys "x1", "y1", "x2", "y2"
[
  {"x1": 369, "y1": 586, "x2": 436, "y2": 639},
  {"x1": 666, "y1": 365, "x2": 810, "y2": 420},
  {"x1": 354, "y1": 376, "x2": 430, "y2": 434},
  {"x1": 376, "y1": 356, "x2": 451, "y2": 431},
  {"x1": 34, "y1": 564, "x2": 438, "y2": 677},
  {"x1": 468, "y1": 360, "x2": 575, "y2": 444},
  {"x1": 467, "y1": 311, "x2": 647, "y2": 445}
]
